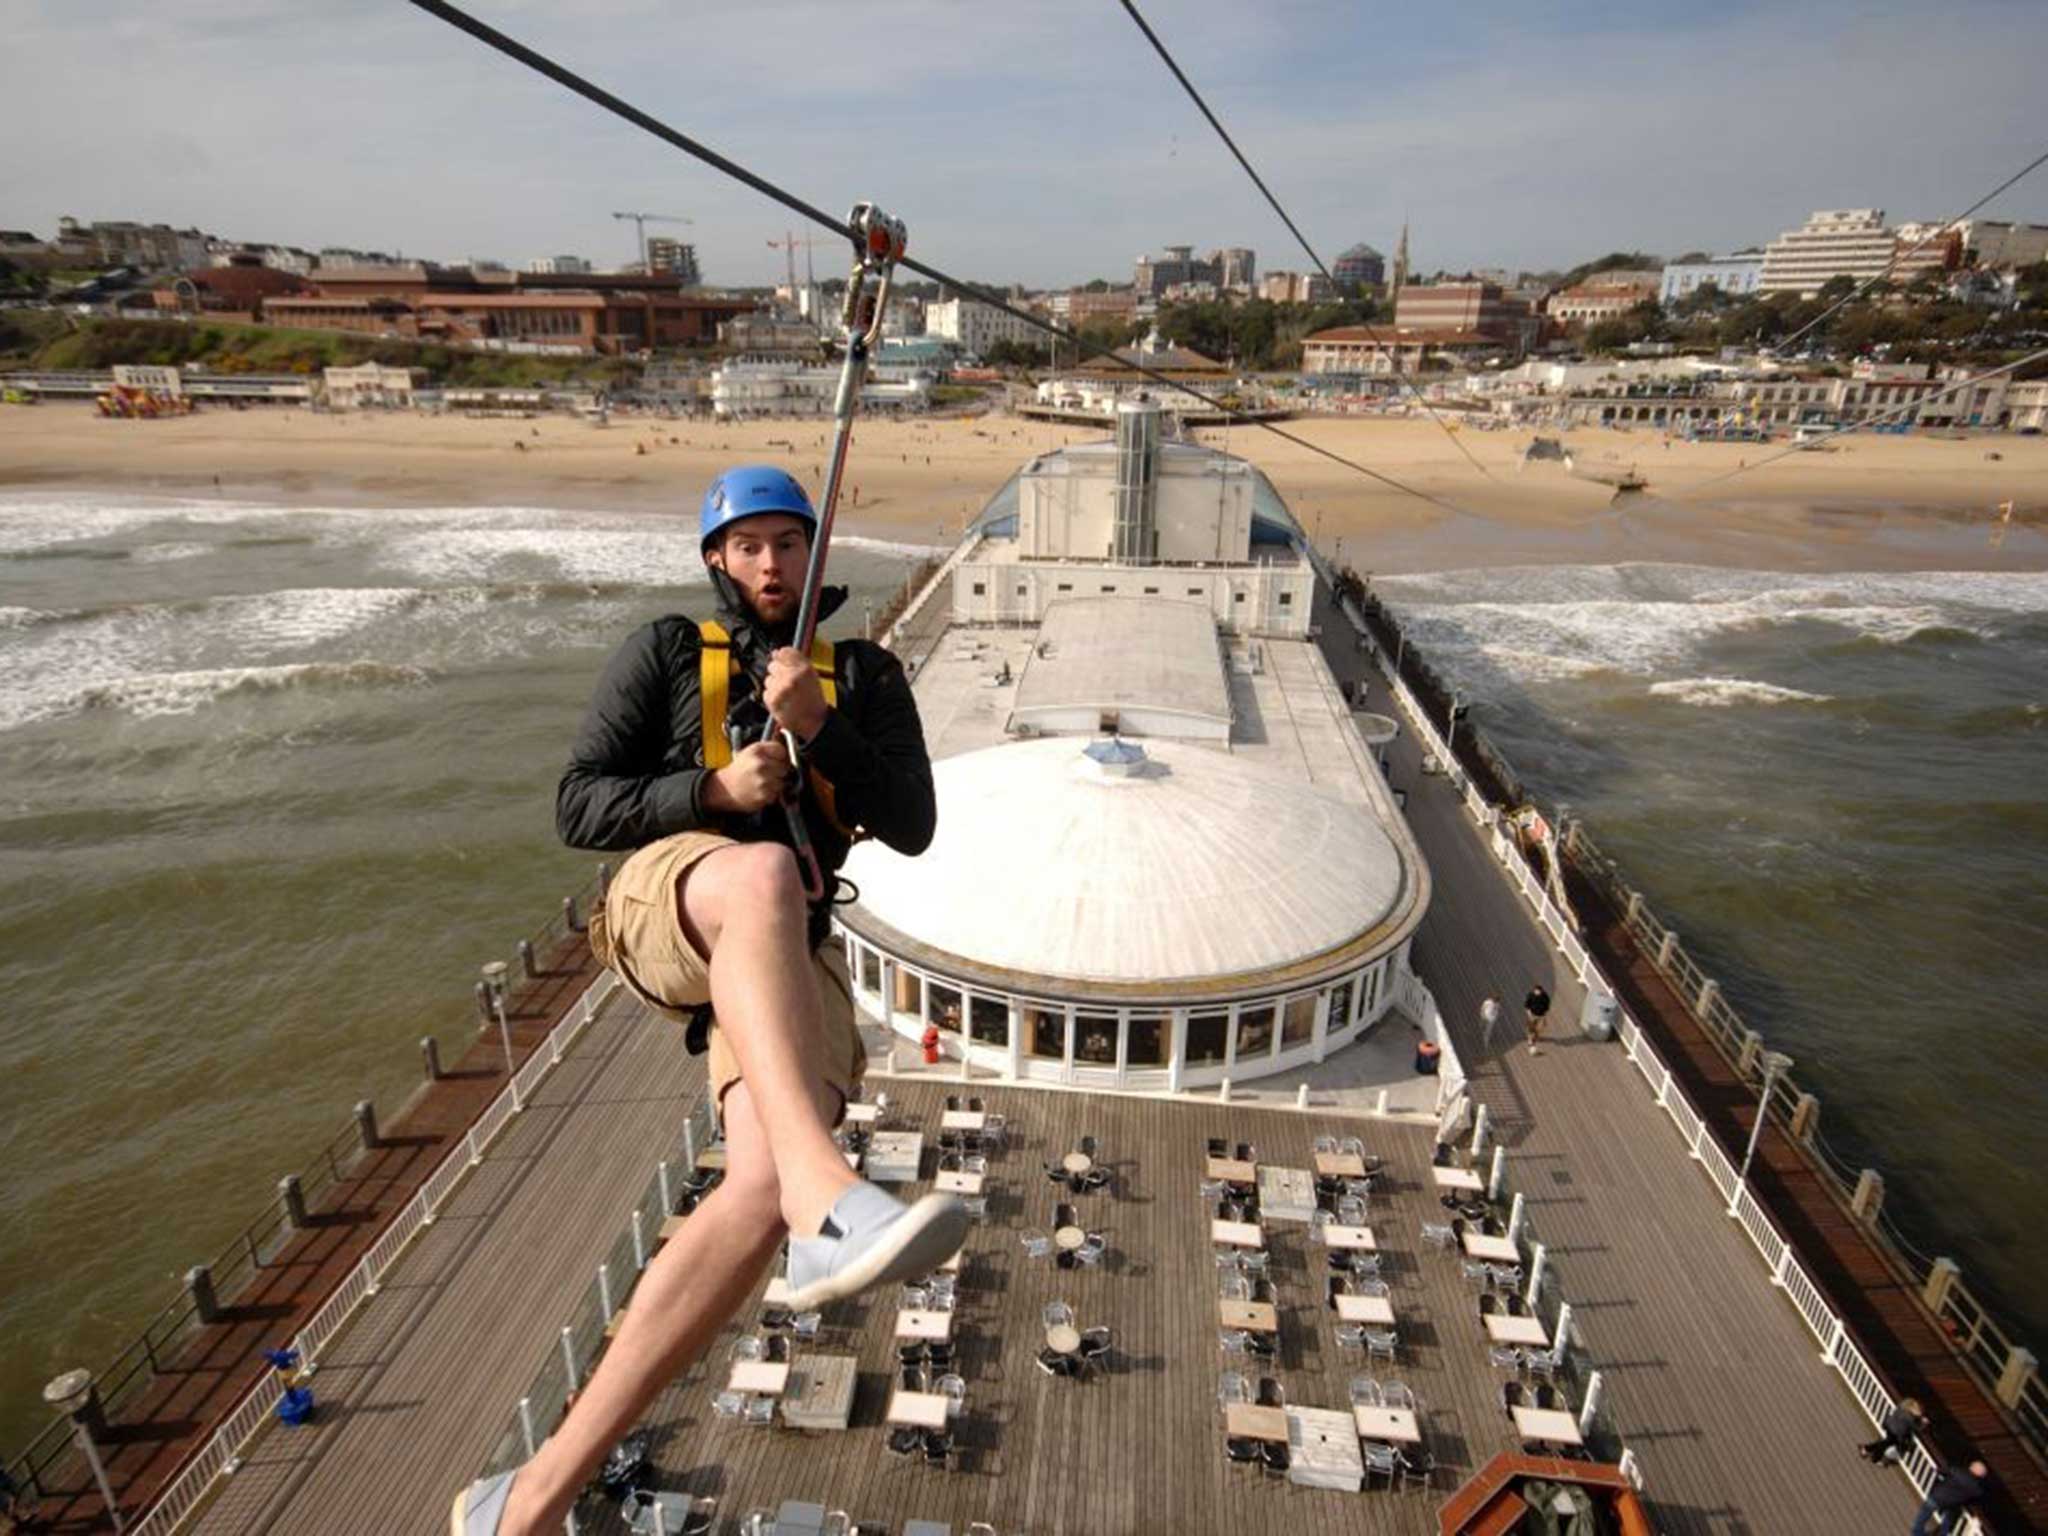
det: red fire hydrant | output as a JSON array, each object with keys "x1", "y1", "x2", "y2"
[{"x1": 921, "y1": 1023, "x2": 942, "y2": 1066}]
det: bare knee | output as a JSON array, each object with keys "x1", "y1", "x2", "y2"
[{"x1": 725, "y1": 841, "x2": 804, "y2": 916}]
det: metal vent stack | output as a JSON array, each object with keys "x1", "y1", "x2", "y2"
[{"x1": 1111, "y1": 396, "x2": 1161, "y2": 563}]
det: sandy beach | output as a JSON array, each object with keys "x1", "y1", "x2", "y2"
[{"x1": 2, "y1": 403, "x2": 2045, "y2": 572}]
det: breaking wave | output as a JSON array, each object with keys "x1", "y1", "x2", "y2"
[
  {"x1": 68, "y1": 661, "x2": 433, "y2": 721},
  {"x1": 1647, "y1": 677, "x2": 1832, "y2": 709}
]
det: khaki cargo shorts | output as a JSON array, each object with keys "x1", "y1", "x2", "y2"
[{"x1": 588, "y1": 829, "x2": 865, "y2": 1118}]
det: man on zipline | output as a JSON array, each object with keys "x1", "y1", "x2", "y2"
[{"x1": 454, "y1": 464, "x2": 961, "y2": 1536}]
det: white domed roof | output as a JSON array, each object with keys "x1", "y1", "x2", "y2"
[{"x1": 844, "y1": 736, "x2": 1408, "y2": 985}]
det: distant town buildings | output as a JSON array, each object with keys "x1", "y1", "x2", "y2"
[
  {"x1": 1957, "y1": 219, "x2": 2048, "y2": 271},
  {"x1": 1214, "y1": 247, "x2": 1256, "y2": 291},
  {"x1": 527, "y1": 255, "x2": 592, "y2": 275},
  {"x1": 924, "y1": 296, "x2": 1039, "y2": 357},
  {"x1": 1331, "y1": 243, "x2": 1385, "y2": 291},
  {"x1": 1131, "y1": 244, "x2": 1259, "y2": 297},
  {"x1": 645, "y1": 238, "x2": 700, "y2": 286},
  {"x1": 1049, "y1": 289, "x2": 1140, "y2": 325},
  {"x1": 1760, "y1": 210, "x2": 1900, "y2": 297},
  {"x1": 1548, "y1": 277, "x2": 1660, "y2": 327},
  {"x1": 1257, "y1": 271, "x2": 1335, "y2": 304},
  {"x1": 56, "y1": 217, "x2": 210, "y2": 271},
  {"x1": 1394, "y1": 280, "x2": 1526, "y2": 341},
  {"x1": 1660, "y1": 255, "x2": 1764, "y2": 306}
]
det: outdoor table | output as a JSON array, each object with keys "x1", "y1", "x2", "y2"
[
  {"x1": 1205, "y1": 1155, "x2": 1256, "y2": 1184},
  {"x1": 1257, "y1": 1164, "x2": 1316, "y2": 1223},
  {"x1": 659, "y1": 1214, "x2": 687, "y2": 1241},
  {"x1": 940, "y1": 1109, "x2": 986, "y2": 1131},
  {"x1": 763, "y1": 1276, "x2": 793, "y2": 1306},
  {"x1": 1351, "y1": 1405, "x2": 1421, "y2": 1444},
  {"x1": 1287, "y1": 1406, "x2": 1365, "y2": 1491},
  {"x1": 842, "y1": 1101, "x2": 880, "y2": 1125},
  {"x1": 1335, "y1": 1293, "x2": 1395, "y2": 1325},
  {"x1": 935, "y1": 1169, "x2": 984, "y2": 1195},
  {"x1": 1054, "y1": 1224, "x2": 1088, "y2": 1251},
  {"x1": 1315, "y1": 1151, "x2": 1367, "y2": 1178},
  {"x1": 1484, "y1": 1313, "x2": 1550, "y2": 1347},
  {"x1": 1463, "y1": 1230, "x2": 1520, "y2": 1264},
  {"x1": 901, "y1": 1522, "x2": 952, "y2": 1536},
  {"x1": 1210, "y1": 1218, "x2": 1264, "y2": 1249},
  {"x1": 1511, "y1": 1405, "x2": 1583, "y2": 1446},
  {"x1": 1062, "y1": 1151, "x2": 1093, "y2": 1175},
  {"x1": 1224, "y1": 1402, "x2": 1288, "y2": 1442},
  {"x1": 728, "y1": 1360, "x2": 789, "y2": 1396},
  {"x1": 865, "y1": 1130, "x2": 924, "y2": 1184},
  {"x1": 1323, "y1": 1224, "x2": 1376, "y2": 1251},
  {"x1": 896, "y1": 1307, "x2": 953, "y2": 1341},
  {"x1": 1432, "y1": 1165, "x2": 1484, "y2": 1192},
  {"x1": 1045, "y1": 1323, "x2": 1081, "y2": 1355},
  {"x1": 887, "y1": 1389, "x2": 951, "y2": 1429},
  {"x1": 1218, "y1": 1299, "x2": 1278, "y2": 1334},
  {"x1": 694, "y1": 1144, "x2": 727, "y2": 1171},
  {"x1": 780, "y1": 1354, "x2": 857, "y2": 1431}
]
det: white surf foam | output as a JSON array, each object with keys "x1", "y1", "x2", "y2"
[
  {"x1": 70, "y1": 661, "x2": 432, "y2": 721},
  {"x1": 1648, "y1": 677, "x2": 1832, "y2": 709}
]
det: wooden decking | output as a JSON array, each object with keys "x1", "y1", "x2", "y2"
[{"x1": 21, "y1": 934, "x2": 598, "y2": 1535}]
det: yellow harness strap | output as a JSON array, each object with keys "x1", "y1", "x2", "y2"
[{"x1": 697, "y1": 619, "x2": 859, "y2": 839}]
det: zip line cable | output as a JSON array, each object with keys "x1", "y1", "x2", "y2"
[
  {"x1": 1115, "y1": 0, "x2": 1496, "y2": 483},
  {"x1": 1672, "y1": 344, "x2": 2048, "y2": 499},
  {"x1": 1771, "y1": 144, "x2": 2048, "y2": 358},
  {"x1": 404, "y1": 0, "x2": 1477, "y2": 521}
]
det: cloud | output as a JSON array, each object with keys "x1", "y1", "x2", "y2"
[{"x1": 1, "y1": 0, "x2": 2041, "y2": 286}]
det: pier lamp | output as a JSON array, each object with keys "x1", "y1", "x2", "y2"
[
  {"x1": 43, "y1": 1370, "x2": 123, "y2": 1531},
  {"x1": 1730, "y1": 1050, "x2": 1794, "y2": 1215},
  {"x1": 480, "y1": 961, "x2": 521, "y2": 1111}
]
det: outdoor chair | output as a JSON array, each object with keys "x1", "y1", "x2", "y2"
[
  {"x1": 1450, "y1": 1217, "x2": 1468, "y2": 1242},
  {"x1": 1381, "y1": 1381, "x2": 1417, "y2": 1411},
  {"x1": 897, "y1": 1341, "x2": 927, "y2": 1367},
  {"x1": 711, "y1": 1389, "x2": 745, "y2": 1419},
  {"x1": 1055, "y1": 1201, "x2": 1079, "y2": 1230},
  {"x1": 1080, "y1": 1134, "x2": 1098, "y2": 1156},
  {"x1": 1491, "y1": 1265, "x2": 1525, "y2": 1291},
  {"x1": 1506, "y1": 1294, "x2": 1530, "y2": 1318},
  {"x1": 925, "y1": 1341, "x2": 956, "y2": 1371},
  {"x1": 922, "y1": 1429, "x2": 952, "y2": 1467},
  {"x1": 1199, "y1": 1177, "x2": 1226, "y2": 1201},
  {"x1": 1245, "y1": 1331, "x2": 1278, "y2": 1359},
  {"x1": 1020, "y1": 1229, "x2": 1051, "y2": 1259},
  {"x1": 935, "y1": 1373, "x2": 967, "y2": 1417},
  {"x1": 1397, "y1": 1447, "x2": 1437, "y2": 1493},
  {"x1": 1257, "y1": 1376, "x2": 1285, "y2": 1408},
  {"x1": 1348, "y1": 1252, "x2": 1383, "y2": 1280},
  {"x1": 1315, "y1": 1175, "x2": 1346, "y2": 1199},
  {"x1": 1420, "y1": 1221, "x2": 1455, "y2": 1250},
  {"x1": 1487, "y1": 1345, "x2": 1523, "y2": 1371},
  {"x1": 1250, "y1": 1278, "x2": 1276, "y2": 1306},
  {"x1": 792, "y1": 1311, "x2": 822, "y2": 1340},
  {"x1": 1337, "y1": 1195, "x2": 1369, "y2": 1226},
  {"x1": 1235, "y1": 1142, "x2": 1256, "y2": 1162},
  {"x1": 1534, "y1": 1383, "x2": 1563, "y2": 1412},
  {"x1": 1224, "y1": 1436, "x2": 1263, "y2": 1467},
  {"x1": 963, "y1": 1196, "x2": 988, "y2": 1222},
  {"x1": 1044, "y1": 1299, "x2": 1074, "y2": 1329},
  {"x1": 1218, "y1": 1328, "x2": 1250, "y2": 1355},
  {"x1": 1081, "y1": 1166, "x2": 1111, "y2": 1193},
  {"x1": 1218, "y1": 1370, "x2": 1250, "y2": 1407},
  {"x1": 1358, "y1": 1278, "x2": 1390, "y2": 1298},
  {"x1": 1055, "y1": 1249, "x2": 1077, "y2": 1270},
  {"x1": 1349, "y1": 1376, "x2": 1382, "y2": 1408},
  {"x1": 1431, "y1": 1140, "x2": 1453, "y2": 1167},
  {"x1": 969, "y1": 1096, "x2": 985, "y2": 1113},
  {"x1": 1240, "y1": 1249, "x2": 1271, "y2": 1275},
  {"x1": 1212, "y1": 1247, "x2": 1243, "y2": 1271},
  {"x1": 1521, "y1": 1349, "x2": 1561, "y2": 1383},
  {"x1": 1208, "y1": 1137, "x2": 1229, "y2": 1159},
  {"x1": 1478, "y1": 1292, "x2": 1501, "y2": 1316},
  {"x1": 1221, "y1": 1272, "x2": 1252, "y2": 1302},
  {"x1": 742, "y1": 1394, "x2": 775, "y2": 1427},
  {"x1": 1340, "y1": 1135, "x2": 1367, "y2": 1159},
  {"x1": 1501, "y1": 1381, "x2": 1526, "y2": 1415},
  {"x1": 729, "y1": 1336, "x2": 765, "y2": 1363},
  {"x1": 1314, "y1": 1133, "x2": 1340, "y2": 1156},
  {"x1": 1361, "y1": 1440, "x2": 1399, "y2": 1487},
  {"x1": 1075, "y1": 1233, "x2": 1105, "y2": 1266},
  {"x1": 965, "y1": 1524, "x2": 998, "y2": 1536},
  {"x1": 1079, "y1": 1326, "x2": 1113, "y2": 1362},
  {"x1": 1365, "y1": 1329, "x2": 1398, "y2": 1366},
  {"x1": 982, "y1": 1113, "x2": 1007, "y2": 1148},
  {"x1": 1045, "y1": 1161, "x2": 1068, "y2": 1185},
  {"x1": 963, "y1": 1153, "x2": 989, "y2": 1175},
  {"x1": 762, "y1": 1335, "x2": 790, "y2": 1364},
  {"x1": 901, "y1": 1283, "x2": 931, "y2": 1310},
  {"x1": 900, "y1": 1363, "x2": 928, "y2": 1392},
  {"x1": 1335, "y1": 1323, "x2": 1366, "y2": 1350},
  {"x1": 739, "y1": 1511, "x2": 775, "y2": 1536},
  {"x1": 1325, "y1": 1275, "x2": 1346, "y2": 1309},
  {"x1": 1259, "y1": 1441, "x2": 1291, "y2": 1477},
  {"x1": 761, "y1": 1306, "x2": 794, "y2": 1331},
  {"x1": 946, "y1": 1094, "x2": 961, "y2": 1112},
  {"x1": 1461, "y1": 1259, "x2": 1493, "y2": 1286},
  {"x1": 886, "y1": 1425, "x2": 921, "y2": 1457},
  {"x1": 822, "y1": 1514, "x2": 852, "y2": 1536}
]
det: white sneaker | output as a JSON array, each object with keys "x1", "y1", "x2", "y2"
[{"x1": 785, "y1": 1183, "x2": 969, "y2": 1311}]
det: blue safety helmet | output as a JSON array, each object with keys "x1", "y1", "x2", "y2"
[{"x1": 699, "y1": 465, "x2": 817, "y2": 554}]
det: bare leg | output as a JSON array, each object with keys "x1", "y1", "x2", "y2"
[
  {"x1": 494, "y1": 1082, "x2": 796, "y2": 1535},
  {"x1": 678, "y1": 841, "x2": 858, "y2": 1237}
]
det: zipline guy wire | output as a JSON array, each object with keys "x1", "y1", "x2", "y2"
[
  {"x1": 404, "y1": 0, "x2": 1476, "y2": 521},
  {"x1": 1674, "y1": 345, "x2": 2048, "y2": 499},
  {"x1": 1771, "y1": 144, "x2": 2048, "y2": 358},
  {"x1": 1116, "y1": 0, "x2": 1496, "y2": 484}
]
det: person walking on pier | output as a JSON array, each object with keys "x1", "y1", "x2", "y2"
[
  {"x1": 1523, "y1": 983, "x2": 1551, "y2": 1057},
  {"x1": 1861, "y1": 1396, "x2": 1925, "y2": 1465},
  {"x1": 1909, "y1": 1457, "x2": 1987, "y2": 1535},
  {"x1": 1478, "y1": 994, "x2": 1501, "y2": 1051},
  {"x1": 453, "y1": 466, "x2": 961, "y2": 1536}
]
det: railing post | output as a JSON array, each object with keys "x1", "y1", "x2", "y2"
[
  {"x1": 1472, "y1": 1103, "x2": 1489, "y2": 1157},
  {"x1": 563, "y1": 894, "x2": 585, "y2": 934},
  {"x1": 518, "y1": 1395, "x2": 537, "y2": 1459},
  {"x1": 561, "y1": 1326, "x2": 581, "y2": 1395},
  {"x1": 186, "y1": 1265, "x2": 221, "y2": 1326},
  {"x1": 519, "y1": 938, "x2": 538, "y2": 980},
  {"x1": 598, "y1": 1261, "x2": 615, "y2": 1324},
  {"x1": 467, "y1": 1128, "x2": 483, "y2": 1168},
  {"x1": 1995, "y1": 1348, "x2": 2038, "y2": 1409},
  {"x1": 475, "y1": 980, "x2": 494, "y2": 1026},
  {"x1": 1851, "y1": 1169, "x2": 1885, "y2": 1224},
  {"x1": 1488, "y1": 1144, "x2": 1507, "y2": 1202},
  {"x1": 1736, "y1": 1030, "x2": 1762, "y2": 1077},
  {"x1": 279, "y1": 1175, "x2": 308, "y2": 1232},
  {"x1": 421, "y1": 1035, "x2": 442, "y2": 1081},
  {"x1": 658, "y1": 1159, "x2": 674, "y2": 1217},
  {"x1": 632, "y1": 1209, "x2": 647, "y2": 1272},
  {"x1": 1821, "y1": 1315, "x2": 1845, "y2": 1366},
  {"x1": 1506, "y1": 1191, "x2": 1526, "y2": 1248},
  {"x1": 1697, "y1": 978, "x2": 1720, "y2": 1016},
  {"x1": 1578, "y1": 1368, "x2": 1603, "y2": 1439},
  {"x1": 1922, "y1": 1257, "x2": 1961, "y2": 1314},
  {"x1": 597, "y1": 861, "x2": 612, "y2": 902},
  {"x1": 1655, "y1": 930, "x2": 1678, "y2": 969},
  {"x1": 1790, "y1": 1093, "x2": 1820, "y2": 1143},
  {"x1": 1526, "y1": 1242, "x2": 1547, "y2": 1307},
  {"x1": 1625, "y1": 891, "x2": 1644, "y2": 927},
  {"x1": 353, "y1": 1099, "x2": 379, "y2": 1152},
  {"x1": 1218, "y1": 1076, "x2": 1232, "y2": 1103}
]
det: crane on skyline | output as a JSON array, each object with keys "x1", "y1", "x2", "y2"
[
  {"x1": 611, "y1": 211, "x2": 692, "y2": 274},
  {"x1": 766, "y1": 229, "x2": 815, "y2": 298}
]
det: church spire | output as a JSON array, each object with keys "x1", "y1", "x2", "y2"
[{"x1": 1391, "y1": 221, "x2": 1410, "y2": 313}]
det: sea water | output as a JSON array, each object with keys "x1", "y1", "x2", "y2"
[
  {"x1": 1376, "y1": 561, "x2": 2048, "y2": 1354},
  {"x1": 1, "y1": 496, "x2": 2043, "y2": 1455}
]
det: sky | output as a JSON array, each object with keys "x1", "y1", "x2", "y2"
[{"x1": 5, "y1": 0, "x2": 2045, "y2": 291}]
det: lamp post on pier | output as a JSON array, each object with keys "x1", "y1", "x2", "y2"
[
  {"x1": 44, "y1": 1371, "x2": 122, "y2": 1532},
  {"x1": 481, "y1": 960, "x2": 521, "y2": 1111},
  {"x1": 1730, "y1": 1050, "x2": 1794, "y2": 1216}
]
